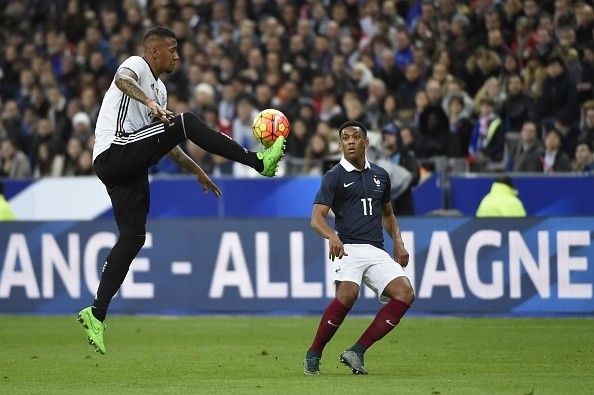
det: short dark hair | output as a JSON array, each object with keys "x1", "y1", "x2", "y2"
[
  {"x1": 143, "y1": 25, "x2": 176, "y2": 42},
  {"x1": 495, "y1": 175, "x2": 514, "y2": 188},
  {"x1": 338, "y1": 120, "x2": 367, "y2": 137}
]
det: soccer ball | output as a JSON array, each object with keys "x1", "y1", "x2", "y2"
[{"x1": 252, "y1": 109, "x2": 290, "y2": 147}]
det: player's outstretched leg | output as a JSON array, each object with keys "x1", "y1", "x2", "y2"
[
  {"x1": 179, "y1": 112, "x2": 286, "y2": 176},
  {"x1": 77, "y1": 307, "x2": 107, "y2": 354}
]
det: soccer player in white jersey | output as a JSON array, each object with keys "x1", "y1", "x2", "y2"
[
  {"x1": 303, "y1": 121, "x2": 415, "y2": 375},
  {"x1": 77, "y1": 26, "x2": 286, "y2": 354}
]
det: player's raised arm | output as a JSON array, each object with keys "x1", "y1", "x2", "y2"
[
  {"x1": 114, "y1": 67, "x2": 174, "y2": 123},
  {"x1": 381, "y1": 201, "x2": 409, "y2": 267},
  {"x1": 167, "y1": 146, "x2": 221, "y2": 197},
  {"x1": 311, "y1": 203, "x2": 347, "y2": 261}
]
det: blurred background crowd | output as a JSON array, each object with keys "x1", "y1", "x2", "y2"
[{"x1": 1, "y1": 0, "x2": 594, "y2": 184}]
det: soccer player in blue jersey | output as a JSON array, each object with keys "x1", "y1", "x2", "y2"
[{"x1": 303, "y1": 120, "x2": 415, "y2": 375}]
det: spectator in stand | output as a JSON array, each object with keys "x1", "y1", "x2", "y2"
[
  {"x1": 377, "y1": 95, "x2": 399, "y2": 132},
  {"x1": 499, "y1": 53, "x2": 521, "y2": 92},
  {"x1": 473, "y1": 77, "x2": 506, "y2": 115},
  {"x1": 400, "y1": 125, "x2": 419, "y2": 156},
  {"x1": 380, "y1": 124, "x2": 420, "y2": 216},
  {"x1": 286, "y1": 118, "x2": 313, "y2": 175},
  {"x1": 302, "y1": 132, "x2": 330, "y2": 175},
  {"x1": 441, "y1": 79, "x2": 474, "y2": 119},
  {"x1": 374, "y1": 48, "x2": 404, "y2": 95},
  {"x1": 394, "y1": 28, "x2": 414, "y2": 70},
  {"x1": 80, "y1": 87, "x2": 101, "y2": 127},
  {"x1": 501, "y1": 74, "x2": 535, "y2": 132},
  {"x1": 75, "y1": 149, "x2": 94, "y2": 176},
  {"x1": 33, "y1": 140, "x2": 64, "y2": 178},
  {"x1": 411, "y1": 90, "x2": 429, "y2": 129},
  {"x1": 577, "y1": 42, "x2": 594, "y2": 104},
  {"x1": 446, "y1": 94, "x2": 473, "y2": 158},
  {"x1": 536, "y1": 56, "x2": 580, "y2": 146},
  {"x1": 535, "y1": 26, "x2": 556, "y2": 62},
  {"x1": 542, "y1": 127, "x2": 572, "y2": 173},
  {"x1": 232, "y1": 94, "x2": 260, "y2": 152},
  {"x1": 579, "y1": 103, "x2": 594, "y2": 146},
  {"x1": 476, "y1": 175, "x2": 527, "y2": 217},
  {"x1": 511, "y1": 16, "x2": 537, "y2": 58},
  {"x1": 71, "y1": 112, "x2": 93, "y2": 142},
  {"x1": 521, "y1": 49, "x2": 546, "y2": 98},
  {"x1": 468, "y1": 98, "x2": 505, "y2": 172},
  {"x1": 395, "y1": 64, "x2": 424, "y2": 111},
  {"x1": 571, "y1": 140, "x2": 594, "y2": 173},
  {"x1": 0, "y1": 138, "x2": 31, "y2": 179},
  {"x1": 417, "y1": 79, "x2": 449, "y2": 158},
  {"x1": 513, "y1": 121, "x2": 544, "y2": 172},
  {"x1": 343, "y1": 96, "x2": 372, "y2": 132},
  {"x1": 1, "y1": 100, "x2": 25, "y2": 149},
  {"x1": 62, "y1": 136, "x2": 84, "y2": 176},
  {"x1": 364, "y1": 78, "x2": 388, "y2": 130},
  {"x1": 465, "y1": 47, "x2": 501, "y2": 96}
]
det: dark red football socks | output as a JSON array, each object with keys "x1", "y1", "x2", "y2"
[
  {"x1": 356, "y1": 298, "x2": 410, "y2": 350},
  {"x1": 309, "y1": 298, "x2": 351, "y2": 356}
]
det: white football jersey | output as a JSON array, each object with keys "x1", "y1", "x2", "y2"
[{"x1": 93, "y1": 56, "x2": 167, "y2": 160}]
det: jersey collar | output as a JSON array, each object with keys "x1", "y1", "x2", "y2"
[{"x1": 340, "y1": 156, "x2": 370, "y2": 172}]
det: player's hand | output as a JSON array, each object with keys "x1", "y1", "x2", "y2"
[
  {"x1": 328, "y1": 235, "x2": 348, "y2": 261},
  {"x1": 394, "y1": 241, "x2": 409, "y2": 267},
  {"x1": 194, "y1": 168, "x2": 222, "y2": 197},
  {"x1": 147, "y1": 99, "x2": 174, "y2": 124}
]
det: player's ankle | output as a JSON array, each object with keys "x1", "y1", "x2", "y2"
[
  {"x1": 307, "y1": 349, "x2": 322, "y2": 359},
  {"x1": 349, "y1": 343, "x2": 366, "y2": 354}
]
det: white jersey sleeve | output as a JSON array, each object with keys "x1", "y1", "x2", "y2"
[{"x1": 93, "y1": 56, "x2": 168, "y2": 161}]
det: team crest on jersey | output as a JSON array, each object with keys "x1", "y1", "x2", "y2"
[{"x1": 373, "y1": 175, "x2": 382, "y2": 191}]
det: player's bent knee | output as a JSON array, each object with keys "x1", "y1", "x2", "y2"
[
  {"x1": 180, "y1": 111, "x2": 202, "y2": 128},
  {"x1": 403, "y1": 285, "x2": 415, "y2": 305},
  {"x1": 119, "y1": 233, "x2": 146, "y2": 251},
  {"x1": 396, "y1": 279, "x2": 415, "y2": 305},
  {"x1": 336, "y1": 282, "x2": 359, "y2": 308},
  {"x1": 385, "y1": 277, "x2": 415, "y2": 305}
]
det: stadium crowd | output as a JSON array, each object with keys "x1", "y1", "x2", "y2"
[{"x1": 1, "y1": 0, "x2": 594, "y2": 180}]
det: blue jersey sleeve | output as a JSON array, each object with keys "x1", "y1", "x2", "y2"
[
  {"x1": 314, "y1": 171, "x2": 338, "y2": 207},
  {"x1": 381, "y1": 169, "x2": 391, "y2": 204}
]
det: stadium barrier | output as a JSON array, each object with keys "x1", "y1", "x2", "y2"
[
  {"x1": 1, "y1": 218, "x2": 592, "y2": 315},
  {"x1": 2, "y1": 174, "x2": 593, "y2": 220}
]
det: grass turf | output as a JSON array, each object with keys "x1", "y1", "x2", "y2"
[{"x1": 0, "y1": 316, "x2": 592, "y2": 394}]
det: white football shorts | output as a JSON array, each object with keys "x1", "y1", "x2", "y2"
[{"x1": 333, "y1": 243, "x2": 410, "y2": 303}]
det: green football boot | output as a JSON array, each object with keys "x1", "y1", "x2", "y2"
[
  {"x1": 256, "y1": 136, "x2": 286, "y2": 177},
  {"x1": 77, "y1": 307, "x2": 106, "y2": 354}
]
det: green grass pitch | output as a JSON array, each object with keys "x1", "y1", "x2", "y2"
[{"x1": 1, "y1": 316, "x2": 592, "y2": 394}]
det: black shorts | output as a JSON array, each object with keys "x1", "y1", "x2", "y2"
[{"x1": 93, "y1": 115, "x2": 186, "y2": 236}]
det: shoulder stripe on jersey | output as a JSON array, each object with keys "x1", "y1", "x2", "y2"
[
  {"x1": 118, "y1": 96, "x2": 132, "y2": 135},
  {"x1": 115, "y1": 95, "x2": 125, "y2": 135}
]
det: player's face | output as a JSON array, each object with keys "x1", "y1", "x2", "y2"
[
  {"x1": 339, "y1": 126, "x2": 368, "y2": 163},
  {"x1": 157, "y1": 37, "x2": 179, "y2": 74}
]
